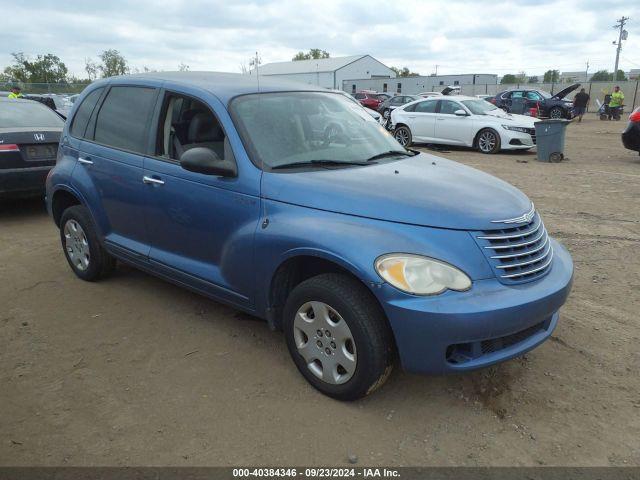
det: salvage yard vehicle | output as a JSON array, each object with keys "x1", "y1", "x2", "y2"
[
  {"x1": 622, "y1": 107, "x2": 640, "y2": 153},
  {"x1": 46, "y1": 72, "x2": 573, "y2": 400},
  {"x1": 492, "y1": 83, "x2": 579, "y2": 119},
  {"x1": 377, "y1": 94, "x2": 422, "y2": 120},
  {"x1": 0, "y1": 97, "x2": 63, "y2": 198},
  {"x1": 391, "y1": 95, "x2": 537, "y2": 153},
  {"x1": 353, "y1": 91, "x2": 383, "y2": 110}
]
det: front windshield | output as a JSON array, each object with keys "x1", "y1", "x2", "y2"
[
  {"x1": 461, "y1": 99, "x2": 499, "y2": 115},
  {"x1": 230, "y1": 92, "x2": 404, "y2": 169},
  {"x1": 538, "y1": 90, "x2": 552, "y2": 99}
]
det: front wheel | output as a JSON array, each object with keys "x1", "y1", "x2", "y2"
[
  {"x1": 549, "y1": 107, "x2": 563, "y2": 119},
  {"x1": 393, "y1": 125, "x2": 412, "y2": 147},
  {"x1": 283, "y1": 274, "x2": 395, "y2": 401},
  {"x1": 477, "y1": 128, "x2": 501, "y2": 154}
]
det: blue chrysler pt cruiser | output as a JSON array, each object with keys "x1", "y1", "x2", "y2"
[{"x1": 46, "y1": 72, "x2": 573, "y2": 400}]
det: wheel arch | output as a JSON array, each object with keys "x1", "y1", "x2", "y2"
[
  {"x1": 266, "y1": 250, "x2": 385, "y2": 332},
  {"x1": 51, "y1": 186, "x2": 83, "y2": 227}
]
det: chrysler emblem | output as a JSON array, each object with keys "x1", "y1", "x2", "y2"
[
  {"x1": 34, "y1": 133, "x2": 45, "y2": 141},
  {"x1": 491, "y1": 203, "x2": 535, "y2": 224}
]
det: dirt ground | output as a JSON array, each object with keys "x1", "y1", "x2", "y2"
[{"x1": 1, "y1": 118, "x2": 639, "y2": 467}]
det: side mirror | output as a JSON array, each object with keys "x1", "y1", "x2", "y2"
[
  {"x1": 179, "y1": 147, "x2": 237, "y2": 177},
  {"x1": 454, "y1": 109, "x2": 468, "y2": 116}
]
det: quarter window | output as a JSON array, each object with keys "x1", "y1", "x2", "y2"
[
  {"x1": 70, "y1": 88, "x2": 104, "y2": 138},
  {"x1": 93, "y1": 86, "x2": 157, "y2": 153}
]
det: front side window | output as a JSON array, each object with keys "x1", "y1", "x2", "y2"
[
  {"x1": 439, "y1": 100, "x2": 462, "y2": 115},
  {"x1": 155, "y1": 92, "x2": 231, "y2": 164},
  {"x1": 93, "y1": 86, "x2": 157, "y2": 153},
  {"x1": 526, "y1": 91, "x2": 543, "y2": 101},
  {"x1": 230, "y1": 92, "x2": 404, "y2": 170},
  {"x1": 0, "y1": 100, "x2": 64, "y2": 128},
  {"x1": 70, "y1": 88, "x2": 104, "y2": 138}
]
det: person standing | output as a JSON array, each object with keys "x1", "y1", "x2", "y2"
[
  {"x1": 572, "y1": 88, "x2": 590, "y2": 122},
  {"x1": 608, "y1": 86, "x2": 624, "y2": 119},
  {"x1": 7, "y1": 85, "x2": 23, "y2": 99}
]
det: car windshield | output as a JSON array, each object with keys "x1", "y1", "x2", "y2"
[
  {"x1": 230, "y1": 92, "x2": 405, "y2": 169},
  {"x1": 538, "y1": 90, "x2": 552, "y2": 99},
  {"x1": 0, "y1": 101, "x2": 64, "y2": 128},
  {"x1": 461, "y1": 99, "x2": 499, "y2": 115}
]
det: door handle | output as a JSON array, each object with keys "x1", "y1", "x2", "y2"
[
  {"x1": 437, "y1": 118, "x2": 445, "y2": 121},
  {"x1": 78, "y1": 157, "x2": 93, "y2": 165},
  {"x1": 407, "y1": 116, "x2": 417, "y2": 119},
  {"x1": 143, "y1": 176, "x2": 165, "y2": 185}
]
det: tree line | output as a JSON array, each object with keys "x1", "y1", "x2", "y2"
[
  {"x1": 500, "y1": 68, "x2": 629, "y2": 85},
  {"x1": 1, "y1": 50, "x2": 190, "y2": 84}
]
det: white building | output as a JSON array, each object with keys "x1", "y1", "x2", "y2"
[
  {"x1": 253, "y1": 55, "x2": 396, "y2": 89},
  {"x1": 345, "y1": 74, "x2": 498, "y2": 95}
]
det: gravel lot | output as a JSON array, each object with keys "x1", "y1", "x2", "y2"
[{"x1": 1, "y1": 118, "x2": 639, "y2": 466}]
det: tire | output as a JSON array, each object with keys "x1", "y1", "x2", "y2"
[
  {"x1": 549, "y1": 107, "x2": 563, "y2": 119},
  {"x1": 59, "y1": 205, "x2": 115, "y2": 281},
  {"x1": 476, "y1": 128, "x2": 501, "y2": 154},
  {"x1": 394, "y1": 125, "x2": 412, "y2": 147},
  {"x1": 283, "y1": 273, "x2": 395, "y2": 401},
  {"x1": 600, "y1": 114, "x2": 608, "y2": 121}
]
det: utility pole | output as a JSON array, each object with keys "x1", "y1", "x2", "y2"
[
  {"x1": 612, "y1": 16, "x2": 629, "y2": 78},
  {"x1": 585, "y1": 60, "x2": 589, "y2": 82},
  {"x1": 434, "y1": 64, "x2": 439, "y2": 76}
]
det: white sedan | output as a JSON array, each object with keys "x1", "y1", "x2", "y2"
[{"x1": 390, "y1": 95, "x2": 538, "y2": 154}]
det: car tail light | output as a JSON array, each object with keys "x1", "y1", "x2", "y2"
[
  {"x1": 630, "y1": 109, "x2": 640, "y2": 123},
  {"x1": 0, "y1": 144, "x2": 20, "y2": 152}
]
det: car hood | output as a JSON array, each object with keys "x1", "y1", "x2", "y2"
[
  {"x1": 485, "y1": 109, "x2": 537, "y2": 126},
  {"x1": 552, "y1": 83, "x2": 580, "y2": 99},
  {"x1": 262, "y1": 153, "x2": 532, "y2": 230}
]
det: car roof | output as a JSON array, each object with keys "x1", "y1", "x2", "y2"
[{"x1": 97, "y1": 71, "x2": 328, "y2": 105}]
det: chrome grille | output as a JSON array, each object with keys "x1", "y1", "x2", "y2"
[{"x1": 473, "y1": 212, "x2": 553, "y2": 284}]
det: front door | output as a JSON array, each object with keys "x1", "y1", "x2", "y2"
[
  {"x1": 434, "y1": 99, "x2": 473, "y2": 145},
  {"x1": 142, "y1": 91, "x2": 260, "y2": 309}
]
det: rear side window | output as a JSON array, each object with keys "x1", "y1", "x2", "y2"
[
  {"x1": 93, "y1": 86, "x2": 157, "y2": 153},
  {"x1": 415, "y1": 101, "x2": 437, "y2": 113},
  {"x1": 0, "y1": 101, "x2": 64, "y2": 128},
  {"x1": 70, "y1": 88, "x2": 104, "y2": 138}
]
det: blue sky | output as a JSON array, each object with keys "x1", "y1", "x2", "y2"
[{"x1": 1, "y1": 0, "x2": 639, "y2": 78}]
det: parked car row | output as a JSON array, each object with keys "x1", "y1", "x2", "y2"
[{"x1": 490, "y1": 83, "x2": 580, "y2": 119}]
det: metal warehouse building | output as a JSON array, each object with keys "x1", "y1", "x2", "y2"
[
  {"x1": 254, "y1": 55, "x2": 396, "y2": 89},
  {"x1": 345, "y1": 73, "x2": 498, "y2": 95}
]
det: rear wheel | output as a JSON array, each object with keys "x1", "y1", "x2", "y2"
[
  {"x1": 549, "y1": 107, "x2": 563, "y2": 119},
  {"x1": 60, "y1": 205, "x2": 115, "y2": 281},
  {"x1": 477, "y1": 128, "x2": 501, "y2": 154},
  {"x1": 283, "y1": 274, "x2": 395, "y2": 400},
  {"x1": 394, "y1": 125, "x2": 412, "y2": 147}
]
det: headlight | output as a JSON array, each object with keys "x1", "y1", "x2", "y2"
[
  {"x1": 374, "y1": 254, "x2": 471, "y2": 295},
  {"x1": 502, "y1": 125, "x2": 530, "y2": 133}
]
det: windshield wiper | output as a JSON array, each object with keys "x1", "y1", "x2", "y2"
[
  {"x1": 271, "y1": 159, "x2": 372, "y2": 170},
  {"x1": 365, "y1": 150, "x2": 414, "y2": 162}
]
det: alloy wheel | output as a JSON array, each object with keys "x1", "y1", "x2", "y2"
[
  {"x1": 394, "y1": 127, "x2": 410, "y2": 146},
  {"x1": 478, "y1": 131, "x2": 497, "y2": 153},
  {"x1": 64, "y1": 219, "x2": 90, "y2": 271},
  {"x1": 293, "y1": 301, "x2": 357, "y2": 385}
]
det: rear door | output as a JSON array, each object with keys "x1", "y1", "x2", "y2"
[
  {"x1": 434, "y1": 99, "x2": 474, "y2": 145},
  {"x1": 405, "y1": 100, "x2": 438, "y2": 141},
  {"x1": 72, "y1": 84, "x2": 159, "y2": 258}
]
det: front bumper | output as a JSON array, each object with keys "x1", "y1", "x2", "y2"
[
  {"x1": 500, "y1": 129, "x2": 535, "y2": 150},
  {"x1": 0, "y1": 166, "x2": 52, "y2": 198},
  {"x1": 378, "y1": 238, "x2": 573, "y2": 374}
]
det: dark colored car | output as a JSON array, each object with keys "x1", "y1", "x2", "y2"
[
  {"x1": 0, "y1": 97, "x2": 64, "y2": 198},
  {"x1": 378, "y1": 94, "x2": 422, "y2": 119},
  {"x1": 622, "y1": 107, "x2": 640, "y2": 154},
  {"x1": 492, "y1": 83, "x2": 580, "y2": 119},
  {"x1": 353, "y1": 91, "x2": 383, "y2": 109}
]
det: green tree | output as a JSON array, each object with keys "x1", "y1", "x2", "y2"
[
  {"x1": 84, "y1": 57, "x2": 98, "y2": 81},
  {"x1": 390, "y1": 66, "x2": 419, "y2": 77},
  {"x1": 543, "y1": 69, "x2": 560, "y2": 83},
  {"x1": 516, "y1": 71, "x2": 527, "y2": 83},
  {"x1": 615, "y1": 69, "x2": 627, "y2": 81},
  {"x1": 292, "y1": 49, "x2": 330, "y2": 61},
  {"x1": 528, "y1": 75, "x2": 539, "y2": 83},
  {"x1": 500, "y1": 74, "x2": 518, "y2": 84},
  {"x1": 3, "y1": 52, "x2": 68, "y2": 83},
  {"x1": 590, "y1": 70, "x2": 613, "y2": 81},
  {"x1": 99, "y1": 49, "x2": 129, "y2": 77}
]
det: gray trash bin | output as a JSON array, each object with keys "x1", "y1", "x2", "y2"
[{"x1": 535, "y1": 119, "x2": 569, "y2": 162}]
